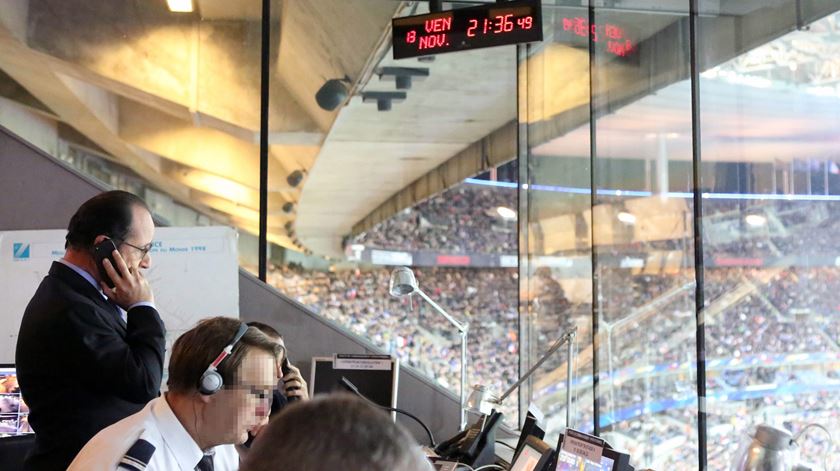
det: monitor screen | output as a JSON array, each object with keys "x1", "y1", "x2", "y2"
[
  {"x1": 555, "y1": 449, "x2": 614, "y2": 471},
  {"x1": 310, "y1": 355, "x2": 399, "y2": 411},
  {"x1": 510, "y1": 443, "x2": 545, "y2": 471},
  {"x1": 0, "y1": 365, "x2": 32, "y2": 437},
  {"x1": 555, "y1": 429, "x2": 611, "y2": 471}
]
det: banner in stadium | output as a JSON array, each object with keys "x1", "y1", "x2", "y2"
[{"x1": 0, "y1": 227, "x2": 240, "y2": 363}]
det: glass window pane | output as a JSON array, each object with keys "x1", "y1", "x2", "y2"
[
  {"x1": 523, "y1": 2, "x2": 595, "y2": 446},
  {"x1": 267, "y1": 0, "x2": 520, "y2": 426},
  {"x1": 700, "y1": 2, "x2": 840, "y2": 469}
]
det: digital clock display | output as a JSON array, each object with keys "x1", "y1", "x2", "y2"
[{"x1": 392, "y1": 0, "x2": 542, "y2": 59}]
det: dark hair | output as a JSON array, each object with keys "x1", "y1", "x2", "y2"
[
  {"x1": 246, "y1": 321, "x2": 282, "y2": 339},
  {"x1": 65, "y1": 190, "x2": 151, "y2": 250},
  {"x1": 167, "y1": 317, "x2": 281, "y2": 394},
  {"x1": 241, "y1": 395, "x2": 431, "y2": 471}
]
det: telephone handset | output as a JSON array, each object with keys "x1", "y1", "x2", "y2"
[
  {"x1": 281, "y1": 357, "x2": 300, "y2": 403},
  {"x1": 93, "y1": 239, "x2": 119, "y2": 289},
  {"x1": 435, "y1": 411, "x2": 503, "y2": 467}
]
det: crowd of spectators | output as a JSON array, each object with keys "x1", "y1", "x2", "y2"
[
  {"x1": 270, "y1": 187, "x2": 840, "y2": 469},
  {"x1": 267, "y1": 264, "x2": 520, "y2": 418},
  {"x1": 352, "y1": 183, "x2": 517, "y2": 255}
]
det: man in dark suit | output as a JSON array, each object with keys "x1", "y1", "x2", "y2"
[{"x1": 15, "y1": 190, "x2": 166, "y2": 471}]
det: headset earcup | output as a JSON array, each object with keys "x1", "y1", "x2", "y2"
[{"x1": 200, "y1": 370, "x2": 223, "y2": 395}]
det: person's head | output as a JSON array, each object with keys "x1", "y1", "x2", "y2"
[
  {"x1": 240, "y1": 394, "x2": 433, "y2": 471},
  {"x1": 65, "y1": 190, "x2": 155, "y2": 274},
  {"x1": 167, "y1": 317, "x2": 282, "y2": 447},
  {"x1": 246, "y1": 321, "x2": 286, "y2": 364}
]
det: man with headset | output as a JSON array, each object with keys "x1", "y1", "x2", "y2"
[{"x1": 68, "y1": 317, "x2": 281, "y2": 470}]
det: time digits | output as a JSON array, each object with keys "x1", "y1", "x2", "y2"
[{"x1": 466, "y1": 14, "x2": 534, "y2": 37}]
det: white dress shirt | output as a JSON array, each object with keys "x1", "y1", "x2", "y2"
[{"x1": 67, "y1": 395, "x2": 239, "y2": 471}]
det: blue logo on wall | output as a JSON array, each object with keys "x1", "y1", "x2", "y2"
[{"x1": 13, "y1": 243, "x2": 30, "y2": 260}]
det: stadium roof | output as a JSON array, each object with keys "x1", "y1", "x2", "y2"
[{"x1": 1, "y1": 1, "x2": 838, "y2": 258}]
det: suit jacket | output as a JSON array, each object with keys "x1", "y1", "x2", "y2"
[{"x1": 15, "y1": 262, "x2": 166, "y2": 471}]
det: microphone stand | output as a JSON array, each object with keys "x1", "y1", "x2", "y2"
[
  {"x1": 413, "y1": 289, "x2": 469, "y2": 431},
  {"x1": 490, "y1": 326, "x2": 577, "y2": 429}
]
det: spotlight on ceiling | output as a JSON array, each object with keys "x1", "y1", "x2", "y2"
[
  {"x1": 377, "y1": 67, "x2": 429, "y2": 90},
  {"x1": 745, "y1": 214, "x2": 767, "y2": 227},
  {"x1": 617, "y1": 211, "x2": 637, "y2": 225},
  {"x1": 282, "y1": 202, "x2": 295, "y2": 213},
  {"x1": 287, "y1": 170, "x2": 305, "y2": 188},
  {"x1": 166, "y1": 0, "x2": 193, "y2": 13},
  {"x1": 315, "y1": 76, "x2": 351, "y2": 111},
  {"x1": 361, "y1": 91, "x2": 407, "y2": 111},
  {"x1": 496, "y1": 206, "x2": 517, "y2": 220}
]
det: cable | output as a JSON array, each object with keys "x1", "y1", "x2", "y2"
[
  {"x1": 339, "y1": 377, "x2": 436, "y2": 447},
  {"x1": 791, "y1": 423, "x2": 834, "y2": 471},
  {"x1": 454, "y1": 464, "x2": 507, "y2": 471}
]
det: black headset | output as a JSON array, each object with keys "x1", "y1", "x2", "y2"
[{"x1": 198, "y1": 323, "x2": 249, "y2": 395}]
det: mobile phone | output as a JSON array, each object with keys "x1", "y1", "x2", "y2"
[
  {"x1": 281, "y1": 357, "x2": 300, "y2": 403},
  {"x1": 93, "y1": 239, "x2": 119, "y2": 289}
]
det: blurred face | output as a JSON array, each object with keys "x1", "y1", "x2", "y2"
[
  {"x1": 204, "y1": 349, "x2": 277, "y2": 445},
  {"x1": 118, "y1": 205, "x2": 155, "y2": 271}
]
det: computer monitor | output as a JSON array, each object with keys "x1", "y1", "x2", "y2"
[
  {"x1": 600, "y1": 446, "x2": 632, "y2": 471},
  {"x1": 310, "y1": 355, "x2": 399, "y2": 412},
  {"x1": 510, "y1": 435, "x2": 554, "y2": 471},
  {"x1": 0, "y1": 364, "x2": 32, "y2": 437}
]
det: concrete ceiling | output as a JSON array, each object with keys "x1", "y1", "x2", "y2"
[
  {"x1": 295, "y1": 43, "x2": 518, "y2": 257},
  {"x1": 0, "y1": 0, "x2": 396, "y2": 251},
  {"x1": 2, "y1": 0, "x2": 837, "y2": 259}
]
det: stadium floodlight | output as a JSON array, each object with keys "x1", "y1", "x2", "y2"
[
  {"x1": 745, "y1": 213, "x2": 767, "y2": 227},
  {"x1": 389, "y1": 266, "x2": 469, "y2": 430},
  {"x1": 617, "y1": 211, "x2": 637, "y2": 225},
  {"x1": 496, "y1": 206, "x2": 517, "y2": 220}
]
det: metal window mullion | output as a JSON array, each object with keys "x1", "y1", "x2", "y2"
[
  {"x1": 258, "y1": 0, "x2": 270, "y2": 282},
  {"x1": 688, "y1": 1, "x2": 708, "y2": 469},
  {"x1": 587, "y1": 1, "x2": 601, "y2": 437}
]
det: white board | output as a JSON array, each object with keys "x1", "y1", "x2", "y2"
[{"x1": 0, "y1": 227, "x2": 240, "y2": 364}]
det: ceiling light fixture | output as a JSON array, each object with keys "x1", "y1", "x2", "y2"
[
  {"x1": 361, "y1": 91, "x2": 407, "y2": 111},
  {"x1": 496, "y1": 206, "x2": 517, "y2": 220},
  {"x1": 745, "y1": 214, "x2": 767, "y2": 227},
  {"x1": 617, "y1": 211, "x2": 637, "y2": 225},
  {"x1": 376, "y1": 67, "x2": 430, "y2": 90},
  {"x1": 166, "y1": 0, "x2": 193, "y2": 13}
]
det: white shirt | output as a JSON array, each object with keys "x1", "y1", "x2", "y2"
[{"x1": 68, "y1": 395, "x2": 239, "y2": 471}]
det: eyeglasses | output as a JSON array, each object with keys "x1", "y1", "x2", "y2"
[
  {"x1": 232, "y1": 385, "x2": 274, "y2": 403},
  {"x1": 120, "y1": 240, "x2": 154, "y2": 258}
]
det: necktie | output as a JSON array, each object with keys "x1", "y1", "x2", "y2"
[{"x1": 196, "y1": 453, "x2": 214, "y2": 471}]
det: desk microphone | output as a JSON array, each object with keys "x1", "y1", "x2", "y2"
[{"x1": 339, "y1": 376, "x2": 436, "y2": 448}]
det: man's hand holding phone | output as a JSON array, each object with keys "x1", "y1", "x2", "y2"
[
  {"x1": 99, "y1": 248, "x2": 155, "y2": 309},
  {"x1": 281, "y1": 359, "x2": 309, "y2": 402}
]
